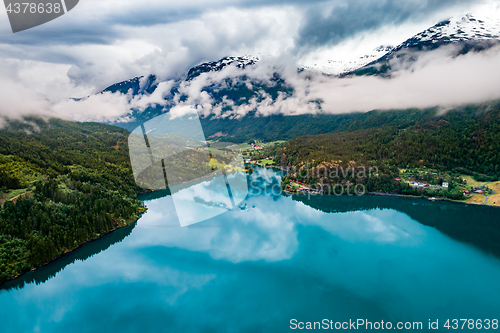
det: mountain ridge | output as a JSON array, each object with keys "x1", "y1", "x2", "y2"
[
  {"x1": 347, "y1": 13, "x2": 500, "y2": 76},
  {"x1": 91, "y1": 13, "x2": 500, "y2": 132}
]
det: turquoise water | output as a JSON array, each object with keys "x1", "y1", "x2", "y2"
[{"x1": 1, "y1": 168, "x2": 500, "y2": 332}]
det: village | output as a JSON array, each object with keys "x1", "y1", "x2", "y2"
[
  {"x1": 396, "y1": 168, "x2": 500, "y2": 206},
  {"x1": 283, "y1": 179, "x2": 322, "y2": 194},
  {"x1": 398, "y1": 168, "x2": 492, "y2": 196},
  {"x1": 220, "y1": 141, "x2": 500, "y2": 206}
]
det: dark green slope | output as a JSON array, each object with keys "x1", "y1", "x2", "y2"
[
  {"x1": 0, "y1": 118, "x2": 143, "y2": 285},
  {"x1": 271, "y1": 101, "x2": 500, "y2": 178},
  {"x1": 200, "y1": 112, "x2": 358, "y2": 143}
]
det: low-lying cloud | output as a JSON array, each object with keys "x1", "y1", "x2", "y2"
[
  {"x1": 148, "y1": 44, "x2": 500, "y2": 119},
  {"x1": 300, "y1": 44, "x2": 500, "y2": 114}
]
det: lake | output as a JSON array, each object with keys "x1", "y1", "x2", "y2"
[{"x1": 1, "y1": 168, "x2": 500, "y2": 332}]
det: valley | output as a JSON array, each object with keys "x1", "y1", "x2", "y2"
[{"x1": 2, "y1": 8, "x2": 500, "y2": 293}]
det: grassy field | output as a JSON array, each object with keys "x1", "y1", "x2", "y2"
[
  {"x1": 462, "y1": 175, "x2": 488, "y2": 188},
  {"x1": 235, "y1": 143, "x2": 252, "y2": 150},
  {"x1": 487, "y1": 181, "x2": 500, "y2": 193},
  {"x1": 487, "y1": 194, "x2": 500, "y2": 206},
  {"x1": 256, "y1": 159, "x2": 275, "y2": 166},
  {"x1": 467, "y1": 194, "x2": 486, "y2": 204},
  {"x1": 0, "y1": 188, "x2": 31, "y2": 202}
]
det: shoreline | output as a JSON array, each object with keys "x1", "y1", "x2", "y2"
[
  {"x1": 366, "y1": 190, "x2": 500, "y2": 208},
  {"x1": 3, "y1": 168, "x2": 498, "y2": 287},
  {"x1": 270, "y1": 166, "x2": 500, "y2": 208},
  {"x1": 284, "y1": 188, "x2": 500, "y2": 208},
  {"x1": 0, "y1": 208, "x2": 147, "y2": 287}
]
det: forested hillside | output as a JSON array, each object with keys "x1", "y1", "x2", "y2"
[
  {"x1": 200, "y1": 112, "x2": 358, "y2": 143},
  {"x1": 258, "y1": 101, "x2": 500, "y2": 197},
  {"x1": 268, "y1": 102, "x2": 500, "y2": 175},
  {"x1": 0, "y1": 118, "x2": 143, "y2": 284}
]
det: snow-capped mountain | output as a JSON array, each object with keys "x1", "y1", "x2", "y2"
[
  {"x1": 186, "y1": 56, "x2": 259, "y2": 80},
  {"x1": 99, "y1": 55, "x2": 282, "y2": 130},
  {"x1": 96, "y1": 13, "x2": 500, "y2": 129},
  {"x1": 348, "y1": 14, "x2": 500, "y2": 76},
  {"x1": 102, "y1": 74, "x2": 158, "y2": 96},
  {"x1": 102, "y1": 56, "x2": 260, "y2": 96},
  {"x1": 396, "y1": 14, "x2": 500, "y2": 49}
]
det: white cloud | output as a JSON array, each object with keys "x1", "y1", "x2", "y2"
[
  {"x1": 52, "y1": 92, "x2": 133, "y2": 123},
  {"x1": 130, "y1": 80, "x2": 175, "y2": 112},
  {"x1": 308, "y1": 43, "x2": 500, "y2": 113}
]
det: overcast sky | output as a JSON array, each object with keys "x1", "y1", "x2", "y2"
[{"x1": 0, "y1": 0, "x2": 499, "y2": 123}]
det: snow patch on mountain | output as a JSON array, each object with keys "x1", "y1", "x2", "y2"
[
  {"x1": 400, "y1": 14, "x2": 500, "y2": 47},
  {"x1": 344, "y1": 14, "x2": 500, "y2": 77},
  {"x1": 300, "y1": 45, "x2": 394, "y2": 75},
  {"x1": 186, "y1": 56, "x2": 260, "y2": 80}
]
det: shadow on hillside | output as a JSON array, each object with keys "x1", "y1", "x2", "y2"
[{"x1": 293, "y1": 194, "x2": 500, "y2": 259}]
